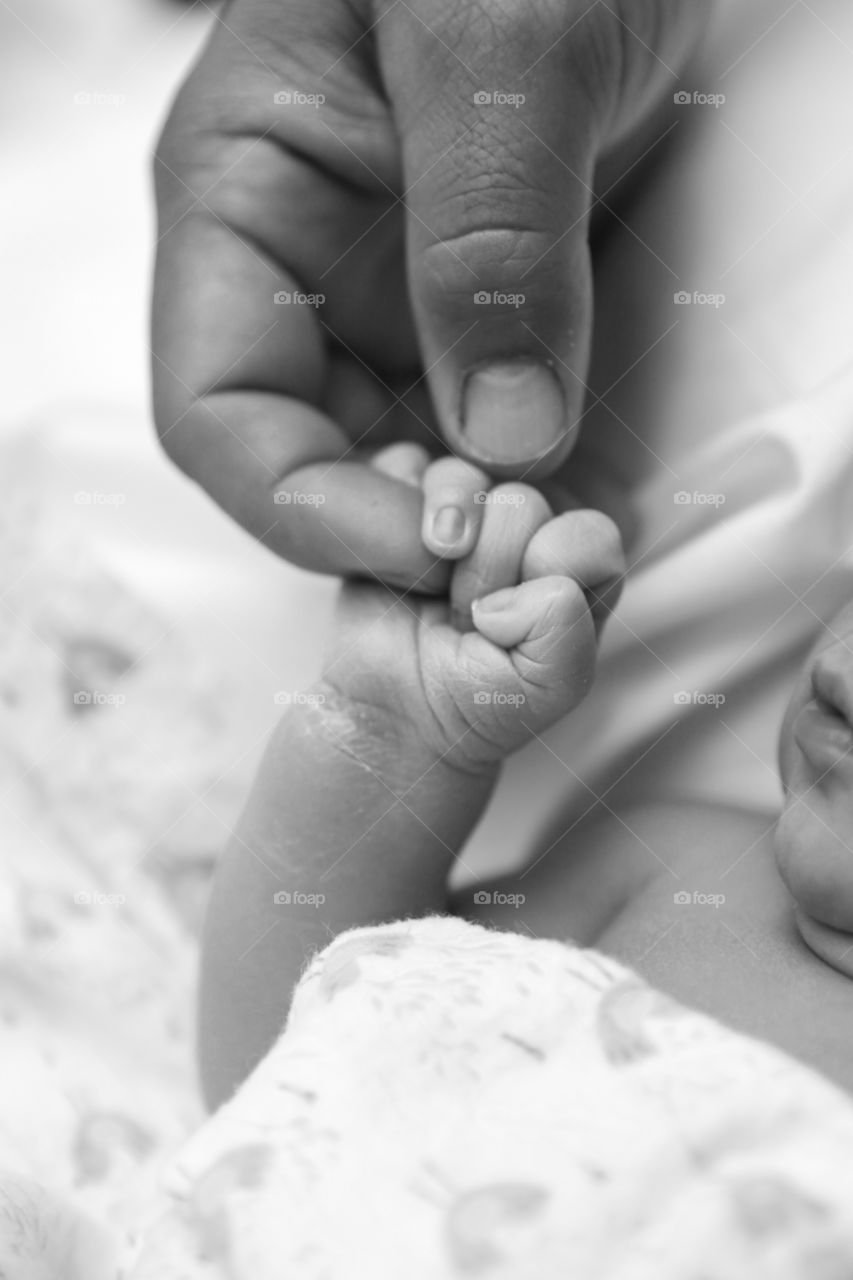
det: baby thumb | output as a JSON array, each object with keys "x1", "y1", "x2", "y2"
[{"x1": 471, "y1": 576, "x2": 596, "y2": 717}]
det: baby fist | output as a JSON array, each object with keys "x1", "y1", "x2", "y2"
[
  {"x1": 324, "y1": 505, "x2": 624, "y2": 774},
  {"x1": 453, "y1": 571, "x2": 596, "y2": 763}
]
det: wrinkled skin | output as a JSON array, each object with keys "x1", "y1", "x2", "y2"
[{"x1": 152, "y1": 0, "x2": 711, "y2": 587}]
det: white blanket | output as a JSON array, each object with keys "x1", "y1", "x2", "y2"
[{"x1": 132, "y1": 917, "x2": 853, "y2": 1280}]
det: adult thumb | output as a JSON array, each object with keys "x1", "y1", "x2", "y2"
[
  {"x1": 375, "y1": 0, "x2": 613, "y2": 478},
  {"x1": 374, "y1": 0, "x2": 709, "y2": 478}
]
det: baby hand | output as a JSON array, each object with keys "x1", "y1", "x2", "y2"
[{"x1": 321, "y1": 452, "x2": 625, "y2": 773}]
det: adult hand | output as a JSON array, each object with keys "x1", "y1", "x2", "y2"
[{"x1": 152, "y1": 0, "x2": 709, "y2": 589}]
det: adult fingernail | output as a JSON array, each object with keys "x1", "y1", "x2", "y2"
[
  {"x1": 431, "y1": 504, "x2": 467, "y2": 549},
  {"x1": 461, "y1": 361, "x2": 567, "y2": 465}
]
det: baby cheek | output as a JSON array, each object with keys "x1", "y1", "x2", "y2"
[
  {"x1": 775, "y1": 790, "x2": 853, "y2": 932},
  {"x1": 774, "y1": 802, "x2": 808, "y2": 897}
]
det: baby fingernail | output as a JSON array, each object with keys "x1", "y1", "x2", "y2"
[
  {"x1": 473, "y1": 588, "x2": 515, "y2": 615},
  {"x1": 461, "y1": 360, "x2": 567, "y2": 465},
  {"x1": 431, "y1": 504, "x2": 467, "y2": 548}
]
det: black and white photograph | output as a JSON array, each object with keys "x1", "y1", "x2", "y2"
[{"x1": 4, "y1": 0, "x2": 853, "y2": 1275}]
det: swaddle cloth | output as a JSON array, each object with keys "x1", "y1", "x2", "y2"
[{"x1": 133, "y1": 917, "x2": 853, "y2": 1280}]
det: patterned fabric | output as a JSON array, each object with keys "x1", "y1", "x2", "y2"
[
  {"x1": 133, "y1": 918, "x2": 853, "y2": 1280},
  {"x1": 0, "y1": 448, "x2": 243, "y2": 1276}
]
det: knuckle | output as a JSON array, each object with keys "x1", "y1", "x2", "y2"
[
  {"x1": 417, "y1": 222, "x2": 558, "y2": 296},
  {"x1": 151, "y1": 387, "x2": 216, "y2": 490},
  {"x1": 556, "y1": 573, "x2": 587, "y2": 607},
  {"x1": 152, "y1": 78, "x2": 232, "y2": 209},
  {"x1": 415, "y1": 213, "x2": 590, "y2": 344},
  {"x1": 371, "y1": 442, "x2": 431, "y2": 482},
  {"x1": 576, "y1": 509, "x2": 626, "y2": 571},
  {"x1": 551, "y1": 576, "x2": 590, "y2": 629},
  {"x1": 425, "y1": 455, "x2": 489, "y2": 493},
  {"x1": 419, "y1": 221, "x2": 565, "y2": 311},
  {"x1": 488, "y1": 482, "x2": 551, "y2": 524}
]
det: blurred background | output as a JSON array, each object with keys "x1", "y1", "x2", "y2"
[
  {"x1": 2, "y1": 0, "x2": 206, "y2": 420},
  {"x1": 0, "y1": 0, "x2": 337, "y2": 849}
]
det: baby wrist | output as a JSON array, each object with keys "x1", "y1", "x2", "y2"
[{"x1": 308, "y1": 679, "x2": 500, "y2": 786}]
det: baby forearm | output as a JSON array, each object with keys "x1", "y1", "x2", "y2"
[{"x1": 198, "y1": 684, "x2": 496, "y2": 1108}]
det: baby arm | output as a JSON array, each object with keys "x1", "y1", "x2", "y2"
[
  {"x1": 197, "y1": 681, "x2": 497, "y2": 1110},
  {"x1": 199, "y1": 475, "x2": 623, "y2": 1108}
]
